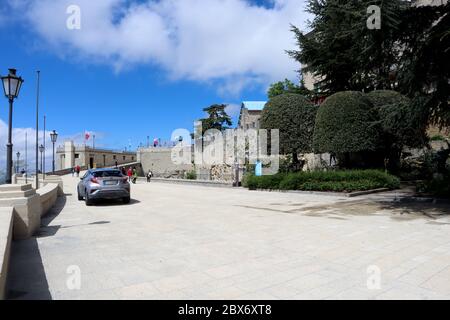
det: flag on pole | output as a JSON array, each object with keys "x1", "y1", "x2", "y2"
[{"x1": 85, "y1": 131, "x2": 90, "y2": 141}]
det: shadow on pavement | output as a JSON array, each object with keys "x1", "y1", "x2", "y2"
[
  {"x1": 6, "y1": 194, "x2": 69, "y2": 300},
  {"x1": 90, "y1": 198, "x2": 141, "y2": 207}
]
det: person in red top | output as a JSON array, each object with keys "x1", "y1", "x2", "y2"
[
  {"x1": 76, "y1": 165, "x2": 81, "y2": 177},
  {"x1": 127, "y1": 167, "x2": 133, "y2": 182}
]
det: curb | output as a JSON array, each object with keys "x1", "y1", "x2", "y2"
[
  {"x1": 250, "y1": 188, "x2": 391, "y2": 197},
  {"x1": 137, "y1": 177, "x2": 233, "y2": 188}
]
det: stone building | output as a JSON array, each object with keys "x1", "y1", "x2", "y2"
[
  {"x1": 56, "y1": 141, "x2": 137, "y2": 170},
  {"x1": 238, "y1": 101, "x2": 266, "y2": 130}
]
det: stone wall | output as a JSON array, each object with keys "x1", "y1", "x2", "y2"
[
  {"x1": 138, "y1": 147, "x2": 194, "y2": 178},
  {"x1": 0, "y1": 207, "x2": 13, "y2": 300},
  {"x1": 0, "y1": 180, "x2": 63, "y2": 300}
]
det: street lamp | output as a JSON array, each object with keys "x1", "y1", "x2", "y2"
[
  {"x1": 16, "y1": 151, "x2": 20, "y2": 174},
  {"x1": 39, "y1": 144, "x2": 45, "y2": 174},
  {"x1": 50, "y1": 130, "x2": 58, "y2": 173},
  {"x1": 1, "y1": 69, "x2": 24, "y2": 183}
]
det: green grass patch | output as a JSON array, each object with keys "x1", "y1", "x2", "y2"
[{"x1": 245, "y1": 170, "x2": 400, "y2": 192}]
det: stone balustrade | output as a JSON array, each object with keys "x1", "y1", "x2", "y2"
[
  {"x1": 0, "y1": 181, "x2": 64, "y2": 300},
  {"x1": 0, "y1": 207, "x2": 13, "y2": 300}
]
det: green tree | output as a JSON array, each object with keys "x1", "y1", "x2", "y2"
[
  {"x1": 313, "y1": 91, "x2": 381, "y2": 167},
  {"x1": 260, "y1": 93, "x2": 318, "y2": 165},
  {"x1": 396, "y1": 3, "x2": 450, "y2": 128},
  {"x1": 267, "y1": 78, "x2": 311, "y2": 99},
  {"x1": 199, "y1": 104, "x2": 232, "y2": 134},
  {"x1": 288, "y1": 0, "x2": 449, "y2": 128},
  {"x1": 367, "y1": 90, "x2": 428, "y2": 172}
]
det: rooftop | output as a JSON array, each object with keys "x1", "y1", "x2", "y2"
[{"x1": 242, "y1": 101, "x2": 266, "y2": 111}]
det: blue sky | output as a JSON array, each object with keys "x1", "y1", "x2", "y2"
[{"x1": 0, "y1": 0, "x2": 309, "y2": 158}]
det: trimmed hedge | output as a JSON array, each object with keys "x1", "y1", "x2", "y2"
[
  {"x1": 366, "y1": 90, "x2": 427, "y2": 149},
  {"x1": 245, "y1": 170, "x2": 400, "y2": 192},
  {"x1": 260, "y1": 93, "x2": 318, "y2": 154},
  {"x1": 313, "y1": 91, "x2": 381, "y2": 154}
]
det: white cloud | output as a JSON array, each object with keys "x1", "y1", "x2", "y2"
[{"x1": 5, "y1": 0, "x2": 310, "y2": 95}]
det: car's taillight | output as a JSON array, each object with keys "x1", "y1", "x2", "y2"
[{"x1": 90, "y1": 177, "x2": 100, "y2": 184}]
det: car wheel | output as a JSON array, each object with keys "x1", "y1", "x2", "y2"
[
  {"x1": 85, "y1": 190, "x2": 93, "y2": 206},
  {"x1": 77, "y1": 187, "x2": 83, "y2": 201},
  {"x1": 123, "y1": 196, "x2": 131, "y2": 204}
]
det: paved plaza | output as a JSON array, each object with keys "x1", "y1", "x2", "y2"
[{"x1": 7, "y1": 175, "x2": 450, "y2": 300}]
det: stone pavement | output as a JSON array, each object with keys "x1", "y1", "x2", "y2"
[{"x1": 6, "y1": 174, "x2": 450, "y2": 300}]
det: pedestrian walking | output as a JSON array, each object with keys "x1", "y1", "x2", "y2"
[
  {"x1": 132, "y1": 168, "x2": 138, "y2": 184},
  {"x1": 121, "y1": 167, "x2": 126, "y2": 176},
  {"x1": 76, "y1": 165, "x2": 81, "y2": 177},
  {"x1": 146, "y1": 170, "x2": 153, "y2": 183},
  {"x1": 71, "y1": 167, "x2": 75, "y2": 177},
  {"x1": 127, "y1": 167, "x2": 133, "y2": 182}
]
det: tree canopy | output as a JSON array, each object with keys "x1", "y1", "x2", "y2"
[
  {"x1": 198, "y1": 104, "x2": 232, "y2": 134},
  {"x1": 260, "y1": 93, "x2": 318, "y2": 158},
  {"x1": 313, "y1": 91, "x2": 381, "y2": 154},
  {"x1": 288, "y1": 0, "x2": 450, "y2": 128},
  {"x1": 267, "y1": 78, "x2": 311, "y2": 99},
  {"x1": 367, "y1": 90, "x2": 427, "y2": 150}
]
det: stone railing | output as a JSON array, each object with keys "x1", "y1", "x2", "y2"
[
  {"x1": 36, "y1": 183, "x2": 60, "y2": 217},
  {"x1": 14, "y1": 175, "x2": 64, "y2": 195},
  {"x1": 0, "y1": 181, "x2": 64, "y2": 300},
  {"x1": 0, "y1": 207, "x2": 13, "y2": 300}
]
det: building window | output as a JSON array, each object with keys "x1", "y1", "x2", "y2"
[
  {"x1": 74, "y1": 154, "x2": 79, "y2": 159},
  {"x1": 123, "y1": 156, "x2": 126, "y2": 161},
  {"x1": 113, "y1": 155, "x2": 116, "y2": 160},
  {"x1": 132, "y1": 156, "x2": 134, "y2": 161}
]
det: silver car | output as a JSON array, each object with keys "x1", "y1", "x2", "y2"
[{"x1": 77, "y1": 169, "x2": 131, "y2": 206}]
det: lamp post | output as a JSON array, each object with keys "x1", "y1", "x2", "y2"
[
  {"x1": 39, "y1": 144, "x2": 44, "y2": 175},
  {"x1": 1, "y1": 69, "x2": 24, "y2": 184},
  {"x1": 50, "y1": 130, "x2": 58, "y2": 173},
  {"x1": 16, "y1": 151, "x2": 20, "y2": 174}
]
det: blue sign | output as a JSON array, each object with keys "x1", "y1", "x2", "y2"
[{"x1": 255, "y1": 161, "x2": 262, "y2": 177}]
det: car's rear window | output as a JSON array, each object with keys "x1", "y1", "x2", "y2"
[{"x1": 92, "y1": 170, "x2": 123, "y2": 178}]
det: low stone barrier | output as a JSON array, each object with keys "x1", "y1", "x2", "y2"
[
  {"x1": 0, "y1": 180, "x2": 63, "y2": 240},
  {"x1": 0, "y1": 207, "x2": 13, "y2": 300},
  {"x1": 14, "y1": 175, "x2": 64, "y2": 195},
  {"x1": 0, "y1": 184, "x2": 42, "y2": 240},
  {"x1": 37, "y1": 184, "x2": 59, "y2": 217},
  {"x1": 139, "y1": 177, "x2": 233, "y2": 188}
]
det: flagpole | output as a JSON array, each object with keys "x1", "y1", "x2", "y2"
[
  {"x1": 35, "y1": 71, "x2": 40, "y2": 190},
  {"x1": 43, "y1": 114, "x2": 46, "y2": 180},
  {"x1": 25, "y1": 131, "x2": 28, "y2": 184}
]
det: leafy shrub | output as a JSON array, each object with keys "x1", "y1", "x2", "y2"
[
  {"x1": 260, "y1": 93, "x2": 318, "y2": 155},
  {"x1": 366, "y1": 90, "x2": 427, "y2": 149},
  {"x1": 185, "y1": 171, "x2": 197, "y2": 180},
  {"x1": 313, "y1": 91, "x2": 381, "y2": 154},
  {"x1": 417, "y1": 174, "x2": 450, "y2": 198},
  {"x1": 246, "y1": 170, "x2": 400, "y2": 192},
  {"x1": 430, "y1": 135, "x2": 446, "y2": 141}
]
